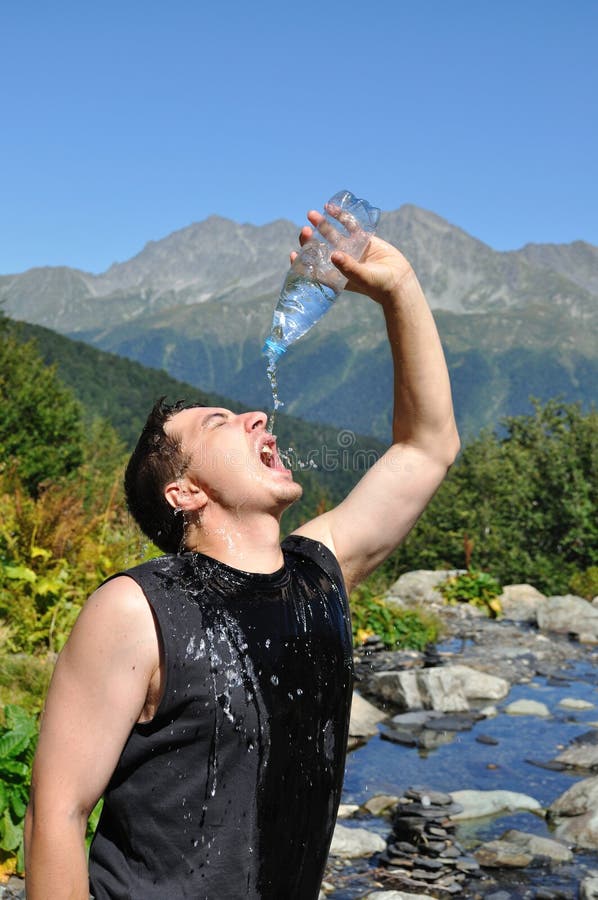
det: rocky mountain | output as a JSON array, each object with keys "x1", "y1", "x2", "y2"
[{"x1": 1, "y1": 205, "x2": 596, "y2": 440}]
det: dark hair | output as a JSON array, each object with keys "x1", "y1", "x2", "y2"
[{"x1": 124, "y1": 397, "x2": 197, "y2": 553}]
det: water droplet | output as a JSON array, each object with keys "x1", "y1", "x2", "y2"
[{"x1": 270, "y1": 675, "x2": 279, "y2": 686}]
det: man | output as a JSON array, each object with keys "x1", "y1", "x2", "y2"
[{"x1": 25, "y1": 209, "x2": 460, "y2": 899}]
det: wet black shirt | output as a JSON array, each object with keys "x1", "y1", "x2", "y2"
[{"x1": 88, "y1": 535, "x2": 354, "y2": 899}]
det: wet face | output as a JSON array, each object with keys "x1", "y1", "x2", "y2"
[{"x1": 164, "y1": 407, "x2": 302, "y2": 515}]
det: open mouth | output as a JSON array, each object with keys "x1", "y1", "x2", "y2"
[
  {"x1": 260, "y1": 445, "x2": 275, "y2": 468},
  {"x1": 259, "y1": 438, "x2": 287, "y2": 472}
]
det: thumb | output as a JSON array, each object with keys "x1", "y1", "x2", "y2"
[{"x1": 330, "y1": 250, "x2": 374, "y2": 293}]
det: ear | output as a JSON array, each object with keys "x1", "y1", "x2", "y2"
[{"x1": 164, "y1": 477, "x2": 208, "y2": 513}]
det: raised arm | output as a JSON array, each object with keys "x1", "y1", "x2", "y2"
[
  {"x1": 25, "y1": 577, "x2": 161, "y2": 900},
  {"x1": 294, "y1": 214, "x2": 460, "y2": 592}
]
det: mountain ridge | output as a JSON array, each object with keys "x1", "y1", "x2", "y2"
[{"x1": 1, "y1": 204, "x2": 595, "y2": 442}]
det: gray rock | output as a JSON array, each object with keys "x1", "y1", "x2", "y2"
[
  {"x1": 416, "y1": 667, "x2": 470, "y2": 712},
  {"x1": 370, "y1": 664, "x2": 508, "y2": 713},
  {"x1": 371, "y1": 670, "x2": 425, "y2": 710},
  {"x1": 497, "y1": 828, "x2": 572, "y2": 862},
  {"x1": 337, "y1": 803, "x2": 360, "y2": 818},
  {"x1": 329, "y1": 823, "x2": 387, "y2": 858},
  {"x1": 549, "y1": 774, "x2": 598, "y2": 849},
  {"x1": 349, "y1": 690, "x2": 387, "y2": 740},
  {"x1": 499, "y1": 584, "x2": 546, "y2": 622},
  {"x1": 449, "y1": 789, "x2": 542, "y2": 820},
  {"x1": 555, "y1": 743, "x2": 598, "y2": 769},
  {"x1": 580, "y1": 872, "x2": 598, "y2": 899},
  {"x1": 364, "y1": 892, "x2": 436, "y2": 900},
  {"x1": 363, "y1": 794, "x2": 401, "y2": 816},
  {"x1": 504, "y1": 698, "x2": 551, "y2": 717},
  {"x1": 537, "y1": 595, "x2": 598, "y2": 638},
  {"x1": 384, "y1": 570, "x2": 465, "y2": 608},
  {"x1": 475, "y1": 840, "x2": 533, "y2": 867},
  {"x1": 558, "y1": 697, "x2": 594, "y2": 710},
  {"x1": 446, "y1": 663, "x2": 510, "y2": 700},
  {"x1": 391, "y1": 710, "x2": 446, "y2": 728}
]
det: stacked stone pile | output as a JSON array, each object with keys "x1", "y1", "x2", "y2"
[{"x1": 379, "y1": 787, "x2": 480, "y2": 895}]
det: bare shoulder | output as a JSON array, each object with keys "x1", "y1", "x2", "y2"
[
  {"x1": 60, "y1": 574, "x2": 160, "y2": 681},
  {"x1": 75, "y1": 575, "x2": 155, "y2": 635},
  {"x1": 30, "y1": 576, "x2": 162, "y2": 819}
]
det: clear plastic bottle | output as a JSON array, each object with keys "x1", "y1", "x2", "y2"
[{"x1": 263, "y1": 190, "x2": 381, "y2": 366}]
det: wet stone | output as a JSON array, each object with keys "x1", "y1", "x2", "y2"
[
  {"x1": 425, "y1": 713, "x2": 480, "y2": 732},
  {"x1": 380, "y1": 725, "x2": 420, "y2": 746},
  {"x1": 413, "y1": 856, "x2": 445, "y2": 870},
  {"x1": 405, "y1": 788, "x2": 454, "y2": 805},
  {"x1": 572, "y1": 730, "x2": 598, "y2": 746},
  {"x1": 425, "y1": 840, "x2": 448, "y2": 853},
  {"x1": 381, "y1": 786, "x2": 480, "y2": 891},
  {"x1": 525, "y1": 758, "x2": 568, "y2": 771},
  {"x1": 392, "y1": 840, "x2": 418, "y2": 854},
  {"x1": 476, "y1": 733, "x2": 500, "y2": 745}
]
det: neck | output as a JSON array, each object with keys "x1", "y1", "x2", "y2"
[{"x1": 183, "y1": 507, "x2": 285, "y2": 574}]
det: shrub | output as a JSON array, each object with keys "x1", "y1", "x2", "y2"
[
  {"x1": 0, "y1": 469, "x2": 146, "y2": 655},
  {"x1": 438, "y1": 570, "x2": 502, "y2": 617},
  {"x1": 0, "y1": 704, "x2": 102, "y2": 876},
  {"x1": 383, "y1": 400, "x2": 598, "y2": 595},
  {"x1": 350, "y1": 586, "x2": 439, "y2": 650},
  {"x1": 0, "y1": 704, "x2": 37, "y2": 876},
  {"x1": 569, "y1": 566, "x2": 598, "y2": 601}
]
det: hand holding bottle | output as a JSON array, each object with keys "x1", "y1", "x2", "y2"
[
  {"x1": 263, "y1": 190, "x2": 380, "y2": 365},
  {"x1": 295, "y1": 211, "x2": 414, "y2": 306}
]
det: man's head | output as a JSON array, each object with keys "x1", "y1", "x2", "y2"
[
  {"x1": 124, "y1": 397, "x2": 194, "y2": 553},
  {"x1": 125, "y1": 398, "x2": 301, "y2": 553}
]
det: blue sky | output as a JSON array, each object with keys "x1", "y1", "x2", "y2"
[{"x1": 1, "y1": 0, "x2": 596, "y2": 274}]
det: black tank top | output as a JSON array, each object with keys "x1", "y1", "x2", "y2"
[{"x1": 88, "y1": 535, "x2": 353, "y2": 900}]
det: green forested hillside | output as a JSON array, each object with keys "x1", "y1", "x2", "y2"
[{"x1": 8, "y1": 318, "x2": 386, "y2": 532}]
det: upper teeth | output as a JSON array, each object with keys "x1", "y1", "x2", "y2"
[{"x1": 261, "y1": 446, "x2": 273, "y2": 457}]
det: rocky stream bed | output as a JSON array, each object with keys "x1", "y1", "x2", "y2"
[{"x1": 321, "y1": 572, "x2": 598, "y2": 900}]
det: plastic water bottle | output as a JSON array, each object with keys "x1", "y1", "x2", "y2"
[{"x1": 263, "y1": 190, "x2": 381, "y2": 366}]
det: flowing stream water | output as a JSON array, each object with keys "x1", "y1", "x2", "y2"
[{"x1": 328, "y1": 653, "x2": 598, "y2": 898}]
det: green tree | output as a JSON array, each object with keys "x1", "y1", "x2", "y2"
[
  {"x1": 384, "y1": 400, "x2": 598, "y2": 595},
  {"x1": 0, "y1": 321, "x2": 85, "y2": 495}
]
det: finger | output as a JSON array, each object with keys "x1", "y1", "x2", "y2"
[
  {"x1": 324, "y1": 202, "x2": 360, "y2": 234},
  {"x1": 298, "y1": 225, "x2": 312, "y2": 247},
  {"x1": 313, "y1": 217, "x2": 339, "y2": 244}
]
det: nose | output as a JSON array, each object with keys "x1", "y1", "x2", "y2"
[{"x1": 242, "y1": 411, "x2": 268, "y2": 432}]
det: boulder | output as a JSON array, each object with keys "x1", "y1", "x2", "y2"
[
  {"x1": 504, "y1": 698, "x2": 551, "y2": 717},
  {"x1": 499, "y1": 584, "x2": 546, "y2": 622},
  {"x1": 549, "y1": 775, "x2": 598, "y2": 849},
  {"x1": 558, "y1": 697, "x2": 594, "y2": 710},
  {"x1": 416, "y1": 667, "x2": 471, "y2": 712},
  {"x1": 329, "y1": 823, "x2": 387, "y2": 858},
  {"x1": 581, "y1": 873, "x2": 598, "y2": 899},
  {"x1": 448, "y1": 664, "x2": 510, "y2": 700},
  {"x1": 449, "y1": 789, "x2": 542, "y2": 820},
  {"x1": 349, "y1": 691, "x2": 387, "y2": 743},
  {"x1": 384, "y1": 570, "x2": 464, "y2": 608},
  {"x1": 337, "y1": 803, "x2": 360, "y2": 818},
  {"x1": 537, "y1": 595, "x2": 598, "y2": 639},
  {"x1": 370, "y1": 670, "x2": 426, "y2": 710},
  {"x1": 369, "y1": 664, "x2": 508, "y2": 712},
  {"x1": 477, "y1": 829, "x2": 572, "y2": 864},
  {"x1": 555, "y1": 743, "x2": 598, "y2": 769}
]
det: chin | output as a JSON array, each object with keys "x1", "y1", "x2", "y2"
[{"x1": 276, "y1": 480, "x2": 303, "y2": 508}]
